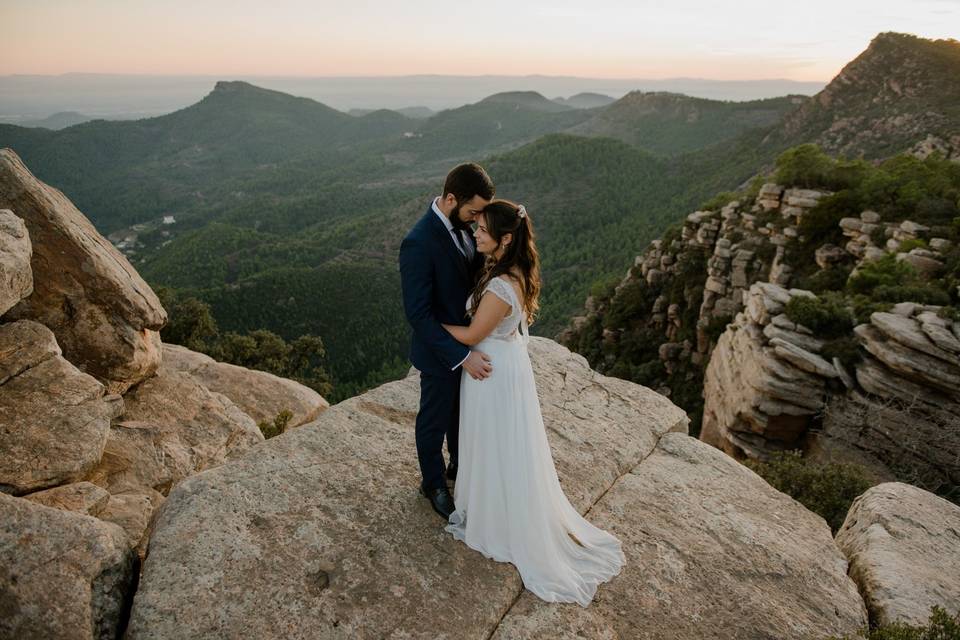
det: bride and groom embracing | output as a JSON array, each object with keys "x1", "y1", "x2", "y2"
[{"x1": 399, "y1": 163, "x2": 625, "y2": 607}]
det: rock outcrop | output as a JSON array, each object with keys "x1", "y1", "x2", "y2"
[
  {"x1": 126, "y1": 338, "x2": 870, "y2": 640},
  {"x1": 0, "y1": 320, "x2": 124, "y2": 494},
  {"x1": 564, "y1": 175, "x2": 960, "y2": 497},
  {"x1": 0, "y1": 148, "x2": 167, "y2": 394},
  {"x1": 835, "y1": 482, "x2": 960, "y2": 626},
  {"x1": 0, "y1": 492, "x2": 137, "y2": 640},
  {"x1": 162, "y1": 342, "x2": 329, "y2": 428},
  {"x1": 0, "y1": 208, "x2": 32, "y2": 315},
  {"x1": 701, "y1": 283, "x2": 835, "y2": 459},
  {"x1": 87, "y1": 356, "x2": 264, "y2": 496}
]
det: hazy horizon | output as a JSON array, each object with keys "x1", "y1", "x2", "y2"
[{"x1": 0, "y1": 73, "x2": 827, "y2": 123}]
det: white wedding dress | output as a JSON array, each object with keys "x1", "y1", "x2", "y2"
[{"x1": 445, "y1": 276, "x2": 625, "y2": 607}]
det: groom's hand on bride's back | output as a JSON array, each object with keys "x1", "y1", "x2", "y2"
[{"x1": 463, "y1": 350, "x2": 492, "y2": 380}]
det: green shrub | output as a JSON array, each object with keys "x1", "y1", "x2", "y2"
[
  {"x1": 822, "y1": 336, "x2": 863, "y2": 370},
  {"x1": 784, "y1": 293, "x2": 855, "y2": 339},
  {"x1": 825, "y1": 605, "x2": 960, "y2": 640},
  {"x1": 848, "y1": 254, "x2": 917, "y2": 294},
  {"x1": 744, "y1": 450, "x2": 873, "y2": 534},
  {"x1": 796, "y1": 191, "x2": 861, "y2": 260},
  {"x1": 700, "y1": 191, "x2": 739, "y2": 211},
  {"x1": 897, "y1": 238, "x2": 929, "y2": 252},
  {"x1": 774, "y1": 144, "x2": 837, "y2": 189},
  {"x1": 849, "y1": 294, "x2": 894, "y2": 325},
  {"x1": 156, "y1": 286, "x2": 219, "y2": 351},
  {"x1": 258, "y1": 409, "x2": 293, "y2": 439},
  {"x1": 798, "y1": 266, "x2": 853, "y2": 294},
  {"x1": 873, "y1": 284, "x2": 951, "y2": 306},
  {"x1": 870, "y1": 224, "x2": 889, "y2": 247}
]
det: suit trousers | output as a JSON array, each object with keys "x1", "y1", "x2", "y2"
[{"x1": 416, "y1": 370, "x2": 461, "y2": 491}]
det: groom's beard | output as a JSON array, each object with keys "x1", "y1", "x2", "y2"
[{"x1": 450, "y1": 205, "x2": 473, "y2": 232}]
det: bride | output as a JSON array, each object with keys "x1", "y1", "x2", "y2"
[{"x1": 441, "y1": 199, "x2": 625, "y2": 607}]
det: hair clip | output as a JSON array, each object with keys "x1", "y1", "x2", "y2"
[{"x1": 517, "y1": 204, "x2": 527, "y2": 219}]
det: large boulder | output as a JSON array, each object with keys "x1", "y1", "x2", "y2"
[
  {"x1": 0, "y1": 148, "x2": 167, "y2": 394},
  {"x1": 87, "y1": 359, "x2": 265, "y2": 495},
  {"x1": 0, "y1": 320, "x2": 123, "y2": 494},
  {"x1": 0, "y1": 208, "x2": 32, "y2": 316},
  {"x1": 126, "y1": 338, "x2": 687, "y2": 639},
  {"x1": 127, "y1": 338, "x2": 864, "y2": 639},
  {"x1": 0, "y1": 492, "x2": 137, "y2": 640},
  {"x1": 162, "y1": 342, "x2": 329, "y2": 428},
  {"x1": 492, "y1": 434, "x2": 867, "y2": 639},
  {"x1": 835, "y1": 482, "x2": 960, "y2": 627}
]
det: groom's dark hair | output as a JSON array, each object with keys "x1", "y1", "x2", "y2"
[{"x1": 443, "y1": 163, "x2": 495, "y2": 203}]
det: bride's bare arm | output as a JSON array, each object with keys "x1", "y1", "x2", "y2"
[{"x1": 442, "y1": 292, "x2": 510, "y2": 346}]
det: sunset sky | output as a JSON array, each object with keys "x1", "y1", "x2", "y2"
[{"x1": 3, "y1": 0, "x2": 958, "y2": 80}]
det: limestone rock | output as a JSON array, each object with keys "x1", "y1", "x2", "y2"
[
  {"x1": 896, "y1": 251, "x2": 944, "y2": 278},
  {"x1": 703, "y1": 285, "x2": 837, "y2": 459},
  {"x1": 0, "y1": 492, "x2": 137, "y2": 640},
  {"x1": 126, "y1": 338, "x2": 689, "y2": 639},
  {"x1": 916, "y1": 312, "x2": 960, "y2": 355},
  {"x1": 23, "y1": 481, "x2": 110, "y2": 517},
  {"x1": 0, "y1": 148, "x2": 166, "y2": 394},
  {"x1": 0, "y1": 208, "x2": 32, "y2": 316},
  {"x1": 763, "y1": 322, "x2": 825, "y2": 353},
  {"x1": 0, "y1": 320, "x2": 123, "y2": 494},
  {"x1": 771, "y1": 337, "x2": 838, "y2": 378},
  {"x1": 162, "y1": 342, "x2": 329, "y2": 428},
  {"x1": 836, "y1": 483, "x2": 960, "y2": 626},
  {"x1": 493, "y1": 434, "x2": 867, "y2": 640},
  {"x1": 855, "y1": 323, "x2": 960, "y2": 397},
  {"x1": 88, "y1": 359, "x2": 265, "y2": 495}
]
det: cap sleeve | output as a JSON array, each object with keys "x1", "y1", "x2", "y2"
[{"x1": 482, "y1": 276, "x2": 517, "y2": 313}]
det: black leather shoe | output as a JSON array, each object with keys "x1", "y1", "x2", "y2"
[
  {"x1": 446, "y1": 462, "x2": 457, "y2": 482},
  {"x1": 420, "y1": 485, "x2": 455, "y2": 520}
]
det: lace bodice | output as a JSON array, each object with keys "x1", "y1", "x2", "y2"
[{"x1": 467, "y1": 276, "x2": 529, "y2": 342}]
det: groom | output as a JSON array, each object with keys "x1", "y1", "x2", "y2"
[{"x1": 399, "y1": 162, "x2": 495, "y2": 519}]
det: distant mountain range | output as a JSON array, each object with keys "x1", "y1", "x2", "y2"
[
  {"x1": 0, "y1": 74, "x2": 826, "y2": 123},
  {"x1": 1, "y1": 31, "x2": 955, "y2": 400},
  {"x1": 15, "y1": 111, "x2": 96, "y2": 129}
]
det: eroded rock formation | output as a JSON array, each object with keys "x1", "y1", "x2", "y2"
[{"x1": 0, "y1": 149, "x2": 166, "y2": 394}]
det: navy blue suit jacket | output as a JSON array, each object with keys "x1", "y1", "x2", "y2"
[{"x1": 399, "y1": 205, "x2": 485, "y2": 376}]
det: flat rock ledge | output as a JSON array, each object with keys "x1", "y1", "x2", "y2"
[
  {"x1": 835, "y1": 482, "x2": 960, "y2": 627},
  {"x1": 126, "y1": 338, "x2": 867, "y2": 639}
]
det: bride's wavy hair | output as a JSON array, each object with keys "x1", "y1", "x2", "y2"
[{"x1": 470, "y1": 199, "x2": 541, "y2": 324}]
